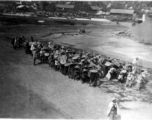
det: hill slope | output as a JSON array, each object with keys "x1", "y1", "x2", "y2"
[{"x1": 130, "y1": 18, "x2": 152, "y2": 44}]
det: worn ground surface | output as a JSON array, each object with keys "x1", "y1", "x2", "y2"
[
  {"x1": 130, "y1": 17, "x2": 152, "y2": 45},
  {"x1": 0, "y1": 21, "x2": 152, "y2": 120}
]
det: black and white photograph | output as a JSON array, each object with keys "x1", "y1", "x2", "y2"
[{"x1": 0, "y1": 0, "x2": 152, "y2": 120}]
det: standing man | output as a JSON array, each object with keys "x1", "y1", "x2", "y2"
[
  {"x1": 132, "y1": 57, "x2": 139, "y2": 69},
  {"x1": 132, "y1": 57, "x2": 139, "y2": 77},
  {"x1": 125, "y1": 71, "x2": 135, "y2": 88},
  {"x1": 136, "y1": 70, "x2": 147, "y2": 91},
  {"x1": 60, "y1": 52, "x2": 67, "y2": 74},
  {"x1": 132, "y1": 57, "x2": 139, "y2": 65},
  {"x1": 107, "y1": 98, "x2": 119, "y2": 120},
  {"x1": 106, "y1": 67, "x2": 116, "y2": 81}
]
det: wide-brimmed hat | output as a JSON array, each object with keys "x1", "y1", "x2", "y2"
[
  {"x1": 72, "y1": 55, "x2": 79, "y2": 60},
  {"x1": 33, "y1": 42, "x2": 37, "y2": 45},
  {"x1": 44, "y1": 53, "x2": 49, "y2": 56},
  {"x1": 74, "y1": 65, "x2": 80, "y2": 69},
  {"x1": 82, "y1": 55, "x2": 86, "y2": 58},
  {"x1": 83, "y1": 68, "x2": 88, "y2": 72},
  {"x1": 136, "y1": 57, "x2": 139, "y2": 60},
  {"x1": 105, "y1": 61, "x2": 112, "y2": 66},
  {"x1": 112, "y1": 98, "x2": 117, "y2": 102},
  {"x1": 61, "y1": 52, "x2": 65, "y2": 55},
  {"x1": 121, "y1": 70, "x2": 127, "y2": 73}
]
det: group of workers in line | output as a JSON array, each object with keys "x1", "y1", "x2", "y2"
[{"x1": 11, "y1": 36, "x2": 148, "y2": 90}]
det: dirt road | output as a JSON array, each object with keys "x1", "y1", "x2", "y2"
[
  {"x1": 0, "y1": 39, "x2": 69, "y2": 118},
  {"x1": 0, "y1": 38, "x2": 112, "y2": 119},
  {"x1": 0, "y1": 23, "x2": 152, "y2": 120}
]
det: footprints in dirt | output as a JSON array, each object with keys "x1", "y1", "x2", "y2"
[{"x1": 99, "y1": 81, "x2": 152, "y2": 104}]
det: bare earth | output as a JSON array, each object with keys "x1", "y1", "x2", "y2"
[{"x1": 0, "y1": 22, "x2": 152, "y2": 120}]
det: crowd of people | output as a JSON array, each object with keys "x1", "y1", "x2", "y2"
[
  {"x1": 36, "y1": 11, "x2": 104, "y2": 19},
  {"x1": 11, "y1": 35, "x2": 148, "y2": 90}
]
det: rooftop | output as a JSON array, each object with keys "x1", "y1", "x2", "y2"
[
  {"x1": 91, "y1": 6, "x2": 101, "y2": 11},
  {"x1": 110, "y1": 9, "x2": 135, "y2": 14},
  {"x1": 56, "y1": 4, "x2": 74, "y2": 9}
]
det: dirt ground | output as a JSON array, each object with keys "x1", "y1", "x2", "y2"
[
  {"x1": 0, "y1": 37, "x2": 70, "y2": 119},
  {"x1": 0, "y1": 22, "x2": 152, "y2": 120}
]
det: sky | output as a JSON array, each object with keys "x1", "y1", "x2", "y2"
[{"x1": 1, "y1": 0, "x2": 152, "y2": 1}]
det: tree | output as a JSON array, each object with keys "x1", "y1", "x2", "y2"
[{"x1": 46, "y1": 2, "x2": 56, "y2": 12}]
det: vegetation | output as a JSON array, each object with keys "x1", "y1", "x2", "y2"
[{"x1": 1, "y1": 1, "x2": 152, "y2": 15}]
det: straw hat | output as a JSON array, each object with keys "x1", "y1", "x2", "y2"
[{"x1": 112, "y1": 98, "x2": 117, "y2": 102}]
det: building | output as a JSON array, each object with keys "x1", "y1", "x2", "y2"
[
  {"x1": 55, "y1": 4, "x2": 74, "y2": 12},
  {"x1": 55, "y1": 4, "x2": 102, "y2": 14},
  {"x1": 110, "y1": 9, "x2": 135, "y2": 16},
  {"x1": 90, "y1": 6, "x2": 101, "y2": 12},
  {"x1": 89, "y1": 6, "x2": 102, "y2": 14}
]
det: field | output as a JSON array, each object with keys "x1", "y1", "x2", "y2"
[{"x1": 0, "y1": 16, "x2": 152, "y2": 120}]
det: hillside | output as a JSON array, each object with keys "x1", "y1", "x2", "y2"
[{"x1": 130, "y1": 18, "x2": 152, "y2": 44}]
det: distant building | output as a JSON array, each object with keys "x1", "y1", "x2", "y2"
[
  {"x1": 15, "y1": 1, "x2": 22, "y2": 5},
  {"x1": 55, "y1": 4, "x2": 74, "y2": 12},
  {"x1": 110, "y1": 9, "x2": 135, "y2": 16},
  {"x1": 55, "y1": 4, "x2": 102, "y2": 14},
  {"x1": 90, "y1": 6, "x2": 101, "y2": 11}
]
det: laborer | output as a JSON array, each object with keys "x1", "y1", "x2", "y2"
[
  {"x1": 132, "y1": 57, "x2": 139, "y2": 74},
  {"x1": 107, "y1": 98, "x2": 119, "y2": 120},
  {"x1": 136, "y1": 70, "x2": 147, "y2": 91}
]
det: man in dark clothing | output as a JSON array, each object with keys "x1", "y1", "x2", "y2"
[
  {"x1": 81, "y1": 68, "x2": 89, "y2": 83},
  {"x1": 31, "y1": 36, "x2": 34, "y2": 42},
  {"x1": 89, "y1": 67, "x2": 99, "y2": 87},
  {"x1": 73, "y1": 65, "x2": 81, "y2": 80},
  {"x1": 24, "y1": 41, "x2": 31, "y2": 54},
  {"x1": 68, "y1": 63, "x2": 76, "y2": 79},
  {"x1": 107, "y1": 98, "x2": 119, "y2": 120},
  {"x1": 48, "y1": 53, "x2": 55, "y2": 67}
]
